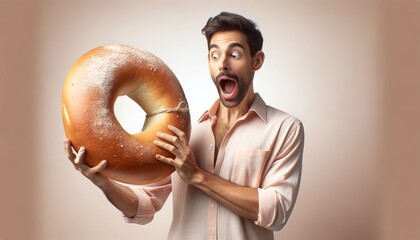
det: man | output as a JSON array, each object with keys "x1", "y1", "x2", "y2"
[{"x1": 64, "y1": 12, "x2": 304, "y2": 240}]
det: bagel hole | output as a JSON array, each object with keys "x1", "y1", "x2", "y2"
[{"x1": 114, "y1": 96, "x2": 146, "y2": 134}]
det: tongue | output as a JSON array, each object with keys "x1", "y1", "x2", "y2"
[{"x1": 223, "y1": 80, "x2": 235, "y2": 94}]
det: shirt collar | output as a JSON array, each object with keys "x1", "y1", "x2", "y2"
[{"x1": 197, "y1": 93, "x2": 268, "y2": 124}]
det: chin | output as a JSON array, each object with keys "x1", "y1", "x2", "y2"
[{"x1": 220, "y1": 97, "x2": 241, "y2": 108}]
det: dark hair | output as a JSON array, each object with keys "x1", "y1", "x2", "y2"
[{"x1": 201, "y1": 12, "x2": 263, "y2": 57}]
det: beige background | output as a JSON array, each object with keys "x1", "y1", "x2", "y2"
[{"x1": 1, "y1": 0, "x2": 419, "y2": 239}]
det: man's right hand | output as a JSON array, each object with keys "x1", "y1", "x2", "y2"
[
  {"x1": 63, "y1": 138, "x2": 139, "y2": 218},
  {"x1": 64, "y1": 138, "x2": 108, "y2": 186}
]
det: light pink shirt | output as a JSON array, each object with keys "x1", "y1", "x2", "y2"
[{"x1": 124, "y1": 93, "x2": 304, "y2": 240}]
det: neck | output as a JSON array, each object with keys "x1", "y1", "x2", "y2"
[{"x1": 217, "y1": 92, "x2": 256, "y2": 127}]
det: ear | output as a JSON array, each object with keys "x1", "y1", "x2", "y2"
[{"x1": 252, "y1": 51, "x2": 265, "y2": 71}]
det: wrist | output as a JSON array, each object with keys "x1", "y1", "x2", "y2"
[
  {"x1": 189, "y1": 169, "x2": 207, "y2": 187},
  {"x1": 91, "y1": 174, "x2": 110, "y2": 189}
]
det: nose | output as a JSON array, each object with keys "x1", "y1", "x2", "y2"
[{"x1": 218, "y1": 54, "x2": 230, "y2": 71}]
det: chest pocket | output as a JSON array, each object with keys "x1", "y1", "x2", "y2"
[{"x1": 231, "y1": 149, "x2": 270, "y2": 187}]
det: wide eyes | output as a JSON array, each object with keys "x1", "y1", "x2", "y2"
[
  {"x1": 211, "y1": 52, "x2": 221, "y2": 60},
  {"x1": 210, "y1": 50, "x2": 242, "y2": 61},
  {"x1": 231, "y1": 51, "x2": 241, "y2": 59}
]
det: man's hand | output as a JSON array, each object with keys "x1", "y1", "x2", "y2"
[
  {"x1": 154, "y1": 125, "x2": 204, "y2": 184},
  {"x1": 153, "y1": 125, "x2": 259, "y2": 220},
  {"x1": 64, "y1": 138, "x2": 108, "y2": 186},
  {"x1": 63, "y1": 138, "x2": 139, "y2": 217}
]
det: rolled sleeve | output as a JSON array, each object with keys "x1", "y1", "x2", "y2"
[
  {"x1": 122, "y1": 175, "x2": 172, "y2": 225},
  {"x1": 255, "y1": 183, "x2": 297, "y2": 231},
  {"x1": 123, "y1": 186, "x2": 157, "y2": 224},
  {"x1": 255, "y1": 122, "x2": 304, "y2": 231},
  {"x1": 256, "y1": 188, "x2": 285, "y2": 230}
]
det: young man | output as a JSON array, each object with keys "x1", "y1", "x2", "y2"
[{"x1": 65, "y1": 12, "x2": 304, "y2": 240}]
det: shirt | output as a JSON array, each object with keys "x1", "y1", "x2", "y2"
[{"x1": 124, "y1": 93, "x2": 305, "y2": 240}]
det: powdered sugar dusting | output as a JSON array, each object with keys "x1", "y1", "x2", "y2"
[
  {"x1": 72, "y1": 44, "x2": 167, "y2": 137},
  {"x1": 78, "y1": 44, "x2": 165, "y2": 95},
  {"x1": 104, "y1": 44, "x2": 123, "y2": 52},
  {"x1": 79, "y1": 48, "x2": 124, "y2": 95},
  {"x1": 92, "y1": 99, "x2": 114, "y2": 137}
]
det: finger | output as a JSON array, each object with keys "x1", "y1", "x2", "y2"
[
  {"x1": 74, "y1": 147, "x2": 86, "y2": 166},
  {"x1": 154, "y1": 140, "x2": 179, "y2": 155},
  {"x1": 64, "y1": 139, "x2": 80, "y2": 170},
  {"x1": 168, "y1": 125, "x2": 187, "y2": 144},
  {"x1": 64, "y1": 138, "x2": 76, "y2": 160},
  {"x1": 156, "y1": 132, "x2": 177, "y2": 143},
  {"x1": 90, "y1": 160, "x2": 107, "y2": 173},
  {"x1": 156, "y1": 154, "x2": 177, "y2": 167},
  {"x1": 156, "y1": 132, "x2": 183, "y2": 149}
]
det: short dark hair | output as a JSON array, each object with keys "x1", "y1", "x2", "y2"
[{"x1": 201, "y1": 12, "x2": 263, "y2": 57}]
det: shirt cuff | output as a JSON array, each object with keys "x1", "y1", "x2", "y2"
[
  {"x1": 254, "y1": 188, "x2": 287, "y2": 231},
  {"x1": 123, "y1": 185, "x2": 155, "y2": 225}
]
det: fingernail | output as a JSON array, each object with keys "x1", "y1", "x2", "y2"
[
  {"x1": 156, "y1": 132, "x2": 162, "y2": 137},
  {"x1": 80, "y1": 147, "x2": 85, "y2": 153},
  {"x1": 155, "y1": 154, "x2": 161, "y2": 160},
  {"x1": 154, "y1": 140, "x2": 159, "y2": 145}
]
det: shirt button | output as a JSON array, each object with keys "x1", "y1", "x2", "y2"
[
  {"x1": 210, "y1": 202, "x2": 215, "y2": 208},
  {"x1": 209, "y1": 144, "x2": 214, "y2": 151},
  {"x1": 209, "y1": 234, "x2": 215, "y2": 240}
]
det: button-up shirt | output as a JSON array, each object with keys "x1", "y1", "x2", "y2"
[{"x1": 124, "y1": 93, "x2": 304, "y2": 240}]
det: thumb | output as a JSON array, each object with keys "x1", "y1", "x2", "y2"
[{"x1": 91, "y1": 160, "x2": 107, "y2": 173}]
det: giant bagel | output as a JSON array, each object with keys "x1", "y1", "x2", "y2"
[{"x1": 62, "y1": 44, "x2": 191, "y2": 184}]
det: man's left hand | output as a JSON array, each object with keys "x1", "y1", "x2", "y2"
[{"x1": 154, "y1": 125, "x2": 204, "y2": 184}]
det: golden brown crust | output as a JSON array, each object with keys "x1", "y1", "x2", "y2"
[{"x1": 62, "y1": 44, "x2": 191, "y2": 184}]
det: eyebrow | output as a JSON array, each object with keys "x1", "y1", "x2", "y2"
[{"x1": 209, "y1": 42, "x2": 245, "y2": 50}]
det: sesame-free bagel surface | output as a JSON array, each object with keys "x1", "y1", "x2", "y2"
[{"x1": 62, "y1": 44, "x2": 191, "y2": 184}]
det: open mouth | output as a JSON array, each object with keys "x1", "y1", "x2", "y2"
[
  {"x1": 217, "y1": 74, "x2": 238, "y2": 99},
  {"x1": 220, "y1": 79, "x2": 236, "y2": 95}
]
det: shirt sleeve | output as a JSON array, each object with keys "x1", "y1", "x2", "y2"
[
  {"x1": 121, "y1": 175, "x2": 172, "y2": 225},
  {"x1": 255, "y1": 122, "x2": 304, "y2": 231}
]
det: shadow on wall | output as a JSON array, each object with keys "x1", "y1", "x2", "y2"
[{"x1": 0, "y1": 1, "x2": 38, "y2": 240}]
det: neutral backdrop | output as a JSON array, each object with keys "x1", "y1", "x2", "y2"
[{"x1": 1, "y1": 0, "x2": 419, "y2": 240}]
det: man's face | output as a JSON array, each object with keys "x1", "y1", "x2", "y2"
[{"x1": 208, "y1": 30, "x2": 257, "y2": 108}]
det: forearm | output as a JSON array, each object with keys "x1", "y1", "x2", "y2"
[
  {"x1": 96, "y1": 177, "x2": 139, "y2": 218},
  {"x1": 153, "y1": 126, "x2": 259, "y2": 220},
  {"x1": 192, "y1": 170, "x2": 259, "y2": 220}
]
